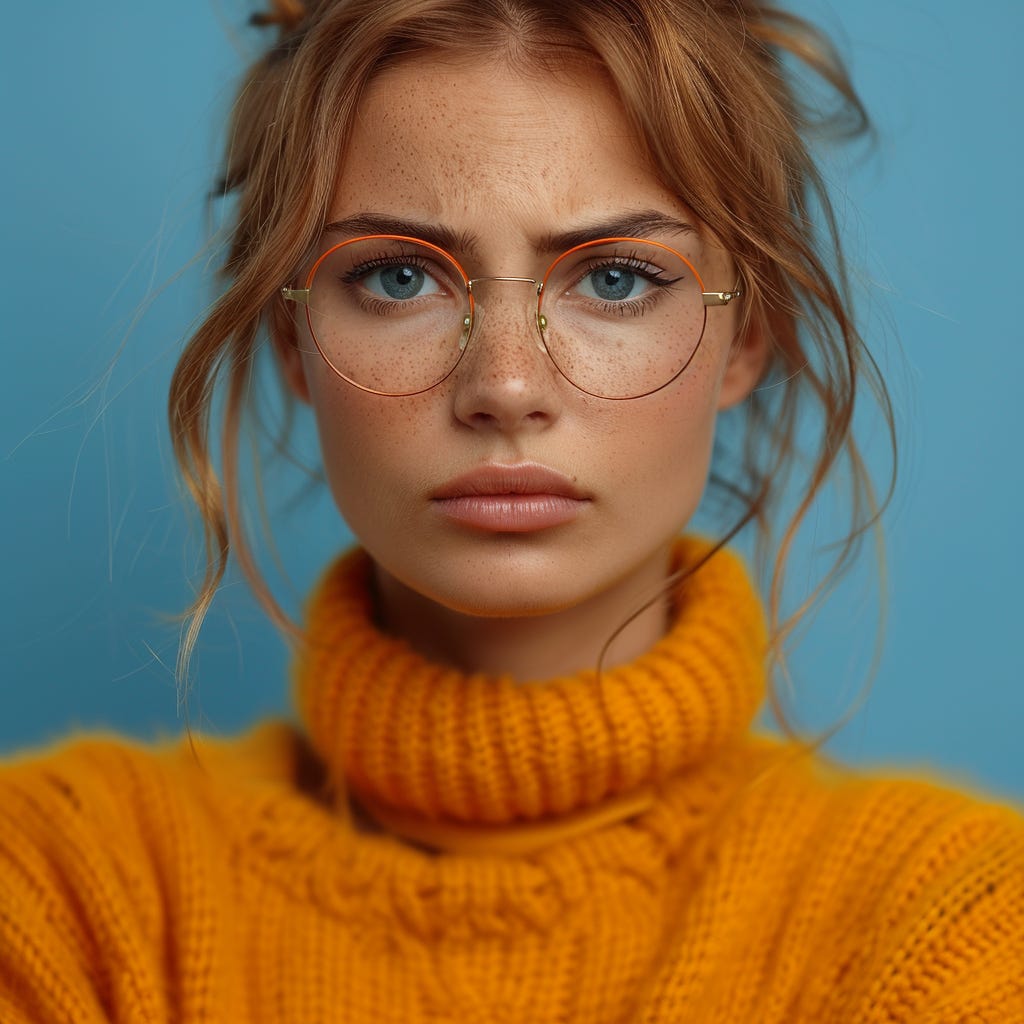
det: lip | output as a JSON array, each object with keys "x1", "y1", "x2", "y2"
[{"x1": 432, "y1": 463, "x2": 590, "y2": 532}]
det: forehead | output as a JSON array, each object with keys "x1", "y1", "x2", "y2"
[
  {"x1": 358, "y1": 57, "x2": 622, "y2": 142},
  {"x1": 331, "y1": 58, "x2": 689, "y2": 236}
]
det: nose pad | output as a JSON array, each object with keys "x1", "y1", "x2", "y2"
[
  {"x1": 458, "y1": 313, "x2": 473, "y2": 353},
  {"x1": 536, "y1": 311, "x2": 550, "y2": 354}
]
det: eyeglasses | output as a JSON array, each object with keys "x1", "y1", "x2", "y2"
[{"x1": 281, "y1": 234, "x2": 740, "y2": 400}]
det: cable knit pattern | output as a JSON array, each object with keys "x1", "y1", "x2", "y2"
[{"x1": 1, "y1": 540, "x2": 1022, "y2": 1022}]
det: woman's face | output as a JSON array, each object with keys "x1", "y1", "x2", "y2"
[{"x1": 281, "y1": 57, "x2": 763, "y2": 630}]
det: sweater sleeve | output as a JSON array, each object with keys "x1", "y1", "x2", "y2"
[
  {"x1": 836, "y1": 793, "x2": 1024, "y2": 1023},
  {"x1": 0, "y1": 740, "x2": 170, "y2": 1024}
]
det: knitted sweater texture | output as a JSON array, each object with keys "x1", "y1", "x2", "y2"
[{"x1": 1, "y1": 541, "x2": 1022, "y2": 1022}]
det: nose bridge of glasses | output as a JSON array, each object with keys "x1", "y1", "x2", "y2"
[{"x1": 466, "y1": 275, "x2": 539, "y2": 291}]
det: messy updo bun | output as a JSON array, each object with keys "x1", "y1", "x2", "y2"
[{"x1": 249, "y1": 0, "x2": 307, "y2": 31}]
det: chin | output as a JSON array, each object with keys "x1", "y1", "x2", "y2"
[
  {"x1": 373, "y1": 537, "x2": 600, "y2": 618},
  {"x1": 419, "y1": 564, "x2": 590, "y2": 619}
]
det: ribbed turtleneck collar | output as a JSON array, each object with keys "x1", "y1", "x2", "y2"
[{"x1": 294, "y1": 538, "x2": 766, "y2": 848}]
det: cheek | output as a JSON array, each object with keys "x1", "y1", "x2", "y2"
[
  {"x1": 607, "y1": 364, "x2": 723, "y2": 519},
  {"x1": 305, "y1": 370, "x2": 384, "y2": 492},
  {"x1": 302, "y1": 363, "x2": 439, "y2": 527}
]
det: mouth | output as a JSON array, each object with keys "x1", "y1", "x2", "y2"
[{"x1": 431, "y1": 463, "x2": 590, "y2": 532}]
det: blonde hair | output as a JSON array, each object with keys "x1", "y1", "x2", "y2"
[{"x1": 169, "y1": 0, "x2": 895, "y2": 713}]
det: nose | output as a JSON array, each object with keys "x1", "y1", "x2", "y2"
[{"x1": 450, "y1": 280, "x2": 563, "y2": 433}]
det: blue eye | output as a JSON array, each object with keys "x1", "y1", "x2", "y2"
[
  {"x1": 362, "y1": 263, "x2": 441, "y2": 300},
  {"x1": 579, "y1": 267, "x2": 644, "y2": 302}
]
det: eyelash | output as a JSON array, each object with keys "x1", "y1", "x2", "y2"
[
  {"x1": 341, "y1": 253, "x2": 436, "y2": 285},
  {"x1": 573, "y1": 254, "x2": 682, "y2": 317}
]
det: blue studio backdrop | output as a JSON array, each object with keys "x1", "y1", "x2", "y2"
[{"x1": 2, "y1": 1, "x2": 1022, "y2": 799}]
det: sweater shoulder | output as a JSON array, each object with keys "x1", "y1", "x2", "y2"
[
  {"x1": 1, "y1": 719, "x2": 302, "y2": 810},
  {"x1": 0, "y1": 719, "x2": 312, "y2": 857},
  {"x1": 763, "y1": 739, "x2": 1023, "y2": 850},
  {"x1": 724, "y1": 740, "x2": 1024, "y2": 1018},
  {"x1": 0, "y1": 721, "x2": 308, "y2": 1020},
  {"x1": 736, "y1": 738, "x2": 1024, "y2": 904}
]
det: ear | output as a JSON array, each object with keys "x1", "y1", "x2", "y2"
[
  {"x1": 717, "y1": 313, "x2": 770, "y2": 411},
  {"x1": 269, "y1": 298, "x2": 312, "y2": 404}
]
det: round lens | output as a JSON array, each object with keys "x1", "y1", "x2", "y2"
[
  {"x1": 303, "y1": 236, "x2": 472, "y2": 395},
  {"x1": 538, "y1": 238, "x2": 707, "y2": 399}
]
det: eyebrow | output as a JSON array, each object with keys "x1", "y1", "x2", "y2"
[
  {"x1": 321, "y1": 209, "x2": 697, "y2": 258},
  {"x1": 535, "y1": 212, "x2": 697, "y2": 254},
  {"x1": 322, "y1": 214, "x2": 477, "y2": 256}
]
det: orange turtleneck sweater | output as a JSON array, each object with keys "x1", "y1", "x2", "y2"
[{"x1": 1, "y1": 541, "x2": 1022, "y2": 1022}]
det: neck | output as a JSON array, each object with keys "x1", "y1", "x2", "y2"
[{"x1": 371, "y1": 545, "x2": 674, "y2": 681}]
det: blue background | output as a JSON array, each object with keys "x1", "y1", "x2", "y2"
[{"x1": 2, "y1": 2, "x2": 1021, "y2": 800}]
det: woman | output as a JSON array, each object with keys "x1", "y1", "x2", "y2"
[{"x1": 2, "y1": 1, "x2": 1021, "y2": 1020}]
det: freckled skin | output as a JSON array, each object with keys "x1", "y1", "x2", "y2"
[{"x1": 280, "y1": 60, "x2": 765, "y2": 679}]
